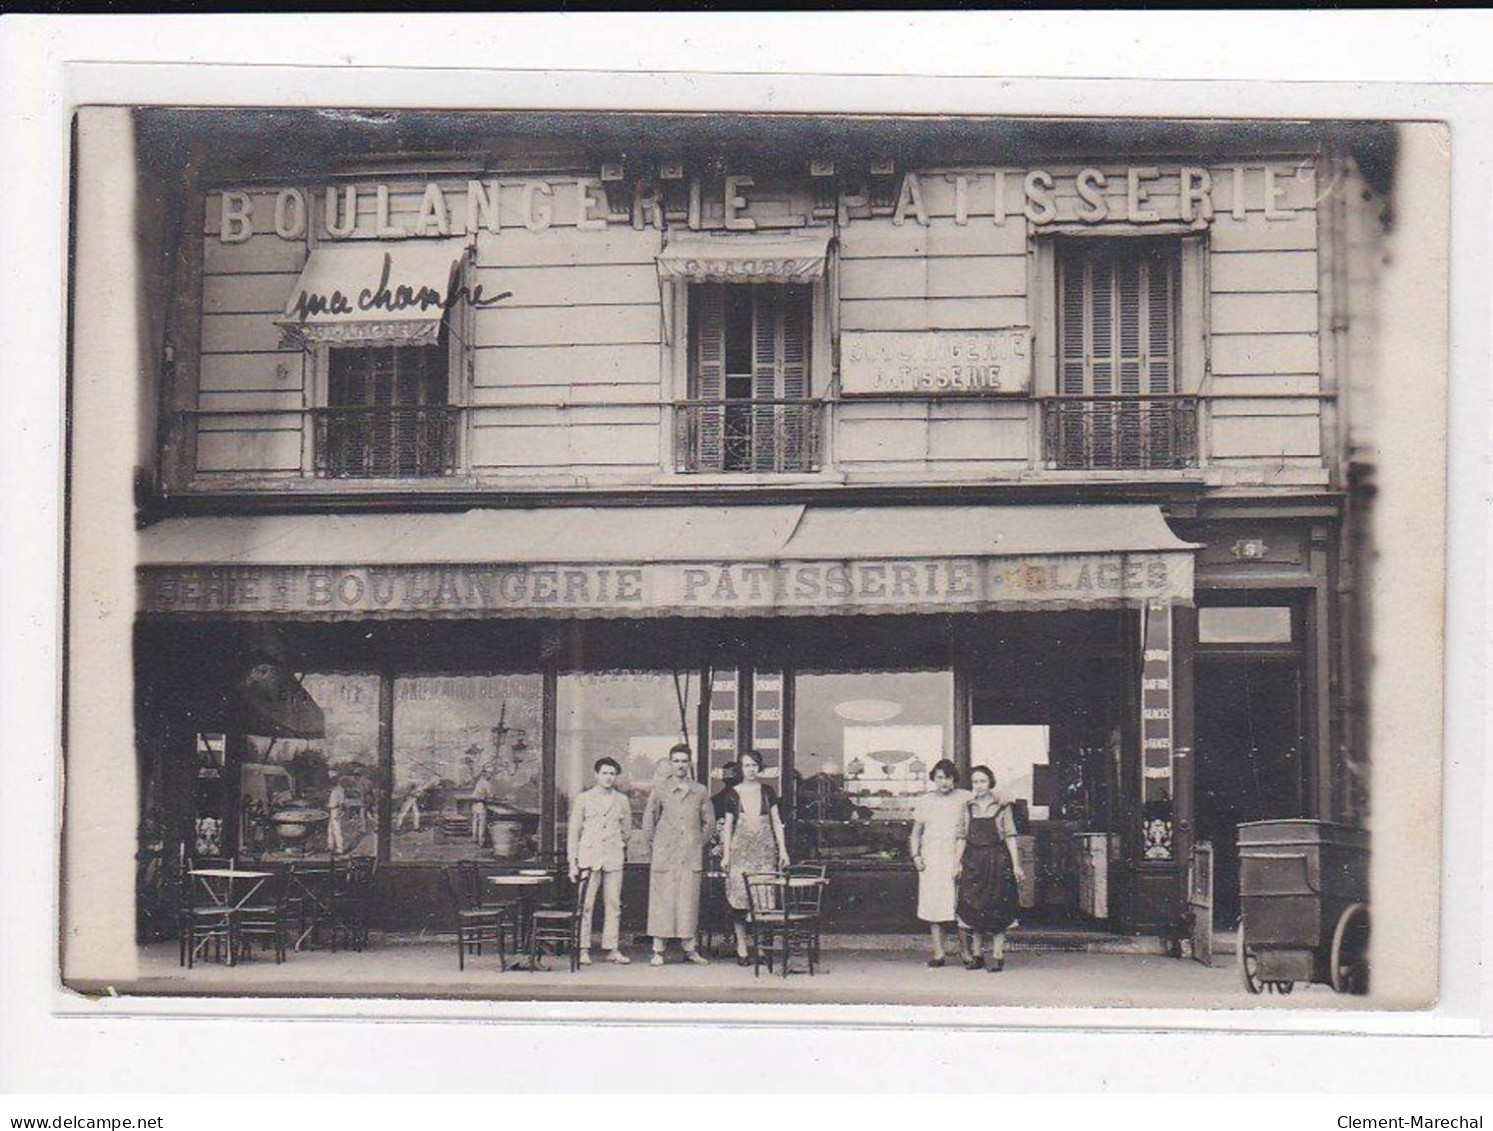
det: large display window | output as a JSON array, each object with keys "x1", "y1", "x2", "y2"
[
  {"x1": 792, "y1": 669, "x2": 955, "y2": 864},
  {"x1": 556, "y1": 670, "x2": 704, "y2": 863},
  {"x1": 391, "y1": 674, "x2": 544, "y2": 862}
]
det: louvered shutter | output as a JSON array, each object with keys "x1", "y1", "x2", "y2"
[
  {"x1": 751, "y1": 286, "x2": 780, "y2": 472},
  {"x1": 779, "y1": 284, "x2": 810, "y2": 471},
  {"x1": 692, "y1": 284, "x2": 727, "y2": 470}
]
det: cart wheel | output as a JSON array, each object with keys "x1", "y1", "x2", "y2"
[
  {"x1": 1330, "y1": 902, "x2": 1370, "y2": 995},
  {"x1": 1238, "y1": 920, "x2": 1265, "y2": 995}
]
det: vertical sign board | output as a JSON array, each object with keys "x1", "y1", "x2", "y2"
[
  {"x1": 752, "y1": 671, "x2": 784, "y2": 783},
  {"x1": 707, "y1": 667, "x2": 739, "y2": 787},
  {"x1": 1141, "y1": 601, "x2": 1175, "y2": 861}
]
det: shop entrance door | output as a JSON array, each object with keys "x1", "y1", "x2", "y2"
[{"x1": 1194, "y1": 659, "x2": 1305, "y2": 928}]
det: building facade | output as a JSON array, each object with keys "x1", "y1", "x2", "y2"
[{"x1": 130, "y1": 111, "x2": 1391, "y2": 939}]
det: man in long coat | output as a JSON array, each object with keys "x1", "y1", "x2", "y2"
[{"x1": 642, "y1": 743, "x2": 715, "y2": 966}]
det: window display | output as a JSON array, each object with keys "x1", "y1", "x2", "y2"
[
  {"x1": 792, "y1": 670, "x2": 954, "y2": 864},
  {"x1": 391, "y1": 674, "x2": 543, "y2": 862},
  {"x1": 240, "y1": 673, "x2": 380, "y2": 859},
  {"x1": 556, "y1": 670, "x2": 703, "y2": 863}
]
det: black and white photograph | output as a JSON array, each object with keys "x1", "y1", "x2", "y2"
[{"x1": 56, "y1": 85, "x2": 1450, "y2": 1016}]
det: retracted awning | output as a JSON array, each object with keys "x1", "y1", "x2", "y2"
[
  {"x1": 275, "y1": 238, "x2": 469, "y2": 348},
  {"x1": 656, "y1": 230, "x2": 831, "y2": 285},
  {"x1": 138, "y1": 505, "x2": 1197, "y2": 620}
]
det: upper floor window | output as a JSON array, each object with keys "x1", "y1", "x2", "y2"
[
  {"x1": 1045, "y1": 238, "x2": 1198, "y2": 471},
  {"x1": 318, "y1": 337, "x2": 456, "y2": 479},
  {"x1": 677, "y1": 282, "x2": 819, "y2": 474}
]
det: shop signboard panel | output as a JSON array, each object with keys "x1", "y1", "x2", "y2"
[
  {"x1": 840, "y1": 329, "x2": 1032, "y2": 396},
  {"x1": 140, "y1": 552, "x2": 1192, "y2": 619},
  {"x1": 1140, "y1": 600, "x2": 1175, "y2": 862}
]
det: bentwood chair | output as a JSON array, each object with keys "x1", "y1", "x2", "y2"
[
  {"x1": 529, "y1": 868, "x2": 592, "y2": 972},
  {"x1": 328, "y1": 856, "x2": 377, "y2": 953},
  {"x1": 743, "y1": 870, "x2": 824, "y2": 978},
  {"x1": 786, "y1": 863, "x2": 829, "y2": 970},
  {"x1": 443, "y1": 866, "x2": 508, "y2": 971},
  {"x1": 178, "y1": 860, "x2": 236, "y2": 968},
  {"x1": 234, "y1": 864, "x2": 292, "y2": 964}
]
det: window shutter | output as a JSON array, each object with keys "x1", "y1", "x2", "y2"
[
  {"x1": 693, "y1": 283, "x2": 727, "y2": 469},
  {"x1": 751, "y1": 286, "x2": 780, "y2": 472},
  {"x1": 779, "y1": 285, "x2": 810, "y2": 471}
]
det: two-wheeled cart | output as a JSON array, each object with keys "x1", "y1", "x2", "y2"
[{"x1": 1236, "y1": 819, "x2": 1370, "y2": 995}]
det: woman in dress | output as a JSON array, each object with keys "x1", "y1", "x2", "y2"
[
  {"x1": 908, "y1": 758, "x2": 967, "y2": 967},
  {"x1": 955, "y1": 765, "x2": 1025, "y2": 972},
  {"x1": 720, "y1": 749, "x2": 790, "y2": 966}
]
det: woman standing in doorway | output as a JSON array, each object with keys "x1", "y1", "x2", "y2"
[
  {"x1": 955, "y1": 765, "x2": 1025, "y2": 972},
  {"x1": 909, "y1": 758, "x2": 968, "y2": 967},
  {"x1": 721, "y1": 749, "x2": 790, "y2": 966}
]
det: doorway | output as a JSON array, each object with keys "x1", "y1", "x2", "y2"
[{"x1": 1194, "y1": 659, "x2": 1306, "y2": 927}]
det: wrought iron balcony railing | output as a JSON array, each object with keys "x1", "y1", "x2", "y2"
[
  {"x1": 1041, "y1": 395, "x2": 1199, "y2": 471},
  {"x1": 312, "y1": 405, "x2": 458, "y2": 479},
  {"x1": 673, "y1": 398, "x2": 824, "y2": 475}
]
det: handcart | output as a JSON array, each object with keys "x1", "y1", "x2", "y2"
[{"x1": 1236, "y1": 819, "x2": 1370, "y2": 995}]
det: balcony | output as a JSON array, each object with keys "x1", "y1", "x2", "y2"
[
  {"x1": 313, "y1": 406, "x2": 457, "y2": 479},
  {"x1": 1041, "y1": 395, "x2": 1199, "y2": 472},
  {"x1": 672, "y1": 398, "x2": 824, "y2": 475}
]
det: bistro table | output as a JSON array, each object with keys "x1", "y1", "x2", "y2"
[
  {"x1": 186, "y1": 868, "x2": 273, "y2": 967},
  {"x1": 486, "y1": 872, "x2": 555, "y2": 971}
]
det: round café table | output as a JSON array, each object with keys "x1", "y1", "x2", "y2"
[
  {"x1": 486, "y1": 873, "x2": 555, "y2": 970},
  {"x1": 187, "y1": 868, "x2": 273, "y2": 966}
]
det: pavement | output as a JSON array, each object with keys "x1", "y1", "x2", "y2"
[{"x1": 97, "y1": 934, "x2": 1371, "y2": 1012}]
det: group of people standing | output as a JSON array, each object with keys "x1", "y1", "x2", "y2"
[
  {"x1": 909, "y1": 759, "x2": 1025, "y2": 972},
  {"x1": 566, "y1": 747, "x2": 1025, "y2": 972},
  {"x1": 566, "y1": 746, "x2": 788, "y2": 968}
]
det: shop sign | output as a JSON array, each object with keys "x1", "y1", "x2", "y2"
[
  {"x1": 840, "y1": 329, "x2": 1032, "y2": 396},
  {"x1": 140, "y1": 552, "x2": 1190, "y2": 618}
]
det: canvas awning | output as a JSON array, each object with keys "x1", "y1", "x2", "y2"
[
  {"x1": 655, "y1": 230, "x2": 831, "y2": 285},
  {"x1": 138, "y1": 505, "x2": 1197, "y2": 620},
  {"x1": 275, "y1": 238, "x2": 468, "y2": 348}
]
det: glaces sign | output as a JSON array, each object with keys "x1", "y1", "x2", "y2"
[{"x1": 841, "y1": 329, "x2": 1032, "y2": 397}]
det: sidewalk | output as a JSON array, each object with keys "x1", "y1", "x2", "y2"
[{"x1": 103, "y1": 935, "x2": 1366, "y2": 1012}]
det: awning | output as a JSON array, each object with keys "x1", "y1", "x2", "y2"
[
  {"x1": 138, "y1": 505, "x2": 1197, "y2": 620},
  {"x1": 655, "y1": 230, "x2": 831, "y2": 285},
  {"x1": 237, "y1": 659, "x2": 326, "y2": 739},
  {"x1": 275, "y1": 238, "x2": 468, "y2": 348}
]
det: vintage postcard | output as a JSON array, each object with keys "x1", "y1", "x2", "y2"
[{"x1": 59, "y1": 96, "x2": 1449, "y2": 1017}]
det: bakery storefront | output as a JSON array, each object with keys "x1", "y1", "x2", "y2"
[
  {"x1": 136, "y1": 503, "x2": 1199, "y2": 935},
  {"x1": 134, "y1": 130, "x2": 1354, "y2": 942}
]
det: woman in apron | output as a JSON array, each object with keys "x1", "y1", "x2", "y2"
[
  {"x1": 721, "y1": 749, "x2": 790, "y2": 966},
  {"x1": 909, "y1": 758, "x2": 968, "y2": 966},
  {"x1": 955, "y1": 765, "x2": 1025, "y2": 972}
]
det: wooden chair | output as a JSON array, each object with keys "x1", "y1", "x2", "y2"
[
  {"x1": 529, "y1": 868, "x2": 592, "y2": 972},
  {"x1": 178, "y1": 857, "x2": 237, "y2": 968},
  {"x1": 743, "y1": 870, "x2": 824, "y2": 978},
  {"x1": 328, "y1": 857, "x2": 377, "y2": 953},
  {"x1": 786, "y1": 863, "x2": 829, "y2": 970},
  {"x1": 234, "y1": 865, "x2": 292, "y2": 963},
  {"x1": 443, "y1": 865, "x2": 508, "y2": 971}
]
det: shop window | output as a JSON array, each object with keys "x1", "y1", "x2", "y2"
[
  {"x1": 1044, "y1": 237, "x2": 1199, "y2": 470},
  {"x1": 1198, "y1": 606, "x2": 1293, "y2": 645},
  {"x1": 792, "y1": 669, "x2": 954, "y2": 864},
  {"x1": 679, "y1": 283, "x2": 818, "y2": 473},
  {"x1": 240, "y1": 673, "x2": 381, "y2": 860},
  {"x1": 318, "y1": 337, "x2": 456, "y2": 478},
  {"x1": 390, "y1": 675, "x2": 543, "y2": 863},
  {"x1": 555, "y1": 671, "x2": 704, "y2": 863}
]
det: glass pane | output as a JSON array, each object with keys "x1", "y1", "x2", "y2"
[
  {"x1": 969, "y1": 724, "x2": 1053, "y2": 821},
  {"x1": 391, "y1": 674, "x2": 544, "y2": 863},
  {"x1": 556, "y1": 670, "x2": 704, "y2": 864},
  {"x1": 1198, "y1": 606, "x2": 1293, "y2": 645},
  {"x1": 792, "y1": 670, "x2": 954, "y2": 864},
  {"x1": 241, "y1": 673, "x2": 381, "y2": 860}
]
